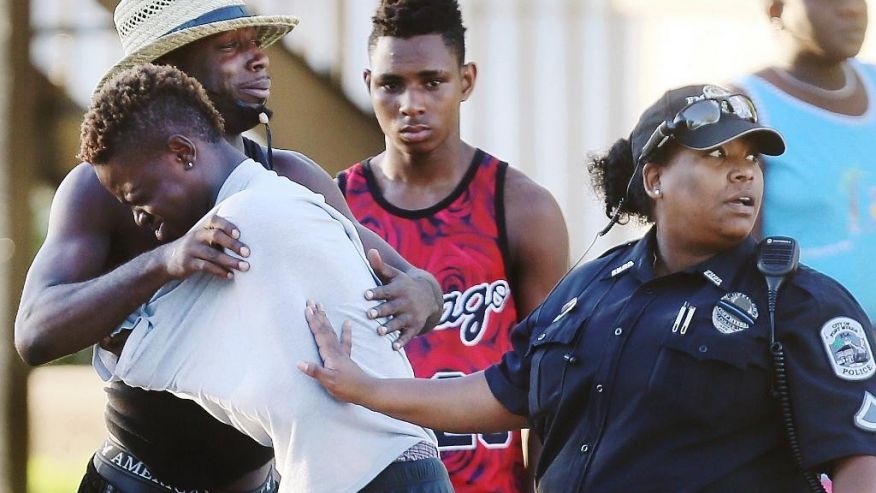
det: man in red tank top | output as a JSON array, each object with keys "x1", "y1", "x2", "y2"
[{"x1": 338, "y1": 1, "x2": 569, "y2": 491}]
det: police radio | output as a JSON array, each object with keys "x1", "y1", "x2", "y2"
[{"x1": 756, "y1": 237, "x2": 825, "y2": 493}]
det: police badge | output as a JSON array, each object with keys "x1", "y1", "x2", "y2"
[
  {"x1": 820, "y1": 317, "x2": 876, "y2": 381},
  {"x1": 711, "y1": 292, "x2": 759, "y2": 334}
]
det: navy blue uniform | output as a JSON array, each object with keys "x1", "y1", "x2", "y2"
[{"x1": 485, "y1": 228, "x2": 876, "y2": 492}]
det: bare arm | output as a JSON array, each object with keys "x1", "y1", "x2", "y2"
[
  {"x1": 503, "y1": 167, "x2": 568, "y2": 491},
  {"x1": 298, "y1": 302, "x2": 527, "y2": 433},
  {"x1": 503, "y1": 168, "x2": 570, "y2": 316},
  {"x1": 14, "y1": 164, "x2": 249, "y2": 365},
  {"x1": 832, "y1": 455, "x2": 876, "y2": 493},
  {"x1": 273, "y1": 150, "x2": 443, "y2": 344}
]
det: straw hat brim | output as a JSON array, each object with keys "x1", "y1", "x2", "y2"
[{"x1": 95, "y1": 15, "x2": 299, "y2": 94}]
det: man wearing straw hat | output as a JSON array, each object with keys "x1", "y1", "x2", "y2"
[{"x1": 14, "y1": 1, "x2": 443, "y2": 492}]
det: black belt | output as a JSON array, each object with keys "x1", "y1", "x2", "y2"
[{"x1": 92, "y1": 438, "x2": 277, "y2": 493}]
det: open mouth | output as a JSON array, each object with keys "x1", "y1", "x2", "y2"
[{"x1": 733, "y1": 196, "x2": 754, "y2": 207}]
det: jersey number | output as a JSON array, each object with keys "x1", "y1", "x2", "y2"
[{"x1": 431, "y1": 371, "x2": 512, "y2": 451}]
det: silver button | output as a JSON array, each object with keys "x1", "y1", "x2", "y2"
[
  {"x1": 580, "y1": 443, "x2": 590, "y2": 453},
  {"x1": 537, "y1": 333, "x2": 546, "y2": 341},
  {"x1": 596, "y1": 384, "x2": 604, "y2": 393},
  {"x1": 614, "y1": 327, "x2": 623, "y2": 336}
]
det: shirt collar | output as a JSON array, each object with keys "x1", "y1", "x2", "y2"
[{"x1": 603, "y1": 226, "x2": 757, "y2": 290}]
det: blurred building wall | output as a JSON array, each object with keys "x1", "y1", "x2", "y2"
[{"x1": 258, "y1": 0, "x2": 876, "y2": 257}]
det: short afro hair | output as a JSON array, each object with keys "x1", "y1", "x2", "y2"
[
  {"x1": 79, "y1": 63, "x2": 224, "y2": 165},
  {"x1": 368, "y1": 0, "x2": 467, "y2": 65}
]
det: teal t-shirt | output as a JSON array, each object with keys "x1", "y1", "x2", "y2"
[{"x1": 737, "y1": 60, "x2": 876, "y2": 320}]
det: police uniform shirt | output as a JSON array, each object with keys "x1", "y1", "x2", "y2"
[{"x1": 484, "y1": 228, "x2": 876, "y2": 493}]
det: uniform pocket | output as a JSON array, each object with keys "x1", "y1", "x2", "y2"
[
  {"x1": 647, "y1": 320, "x2": 771, "y2": 427},
  {"x1": 527, "y1": 312, "x2": 586, "y2": 433}
]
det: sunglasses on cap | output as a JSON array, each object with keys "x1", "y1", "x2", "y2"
[{"x1": 637, "y1": 94, "x2": 759, "y2": 165}]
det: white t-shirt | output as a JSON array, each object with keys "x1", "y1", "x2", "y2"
[{"x1": 94, "y1": 159, "x2": 435, "y2": 493}]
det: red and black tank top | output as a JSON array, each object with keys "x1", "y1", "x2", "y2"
[{"x1": 338, "y1": 149, "x2": 526, "y2": 493}]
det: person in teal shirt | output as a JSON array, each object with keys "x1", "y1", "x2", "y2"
[{"x1": 736, "y1": 0, "x2": 876, "y2": 320}]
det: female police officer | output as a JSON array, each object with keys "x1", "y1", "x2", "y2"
[{"x1": 299, "y1": 84, "x2": 876, "y2": 492}]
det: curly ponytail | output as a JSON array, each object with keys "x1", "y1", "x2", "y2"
[{"x1": 586, "y1": 137, "x2": 656, "y2": 223}]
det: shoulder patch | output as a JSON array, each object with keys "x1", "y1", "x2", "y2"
[
  {"x1": 855, "y1": 392, "x2": 876, "y2": 432},
  {"x1": 821, "y1": 317, "x2": 876, "y2": 381}
]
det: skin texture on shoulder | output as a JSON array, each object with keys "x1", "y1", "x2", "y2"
[{"x1": 502, "y1": 166, "x2": 569, "y2": 316}]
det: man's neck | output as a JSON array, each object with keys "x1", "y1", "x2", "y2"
[
  {"x1": 207, "y1": 140, "x2": 250, "y2": 206},
  {"x1": 367, "y1": 138, "x2": 477, "y2": 211},
  {"x1": 224, "y1": 133, "x2": 246, "y2": 152},
  {"x1": 378, "y1": 139, "x2": 476, "y2": 188}
]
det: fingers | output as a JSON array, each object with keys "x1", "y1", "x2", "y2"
[
  {"x1": 340, "y1": 321, "x2": 353, "y2": 357},
  {"x1": 305, "y1": 301, "x2": 344, "y2": 361},
  {"x1": 205, "y1": 215, "x2": 241, "y2": 240},
  {"x1": 202, "y1": 226, "x2": 250, "y2": 260},
  {"x1": 391, "y1": 327, "x2": 417, "y2": 351},
  {"x1": 366, "y1": 298, "x2": 402, "y2": 320},
  {"x1": 366, "y1": 249, "x2": 401, "y2": 288},
  {"x1": 371, "y1": 310, "x2": 414, "y2": 350},
  {"x1": 190, "y1": 257, "x2": 236, "y2": 279},
  {"x1": 194, "y1": 241, "x2": 249, "y2": 273},
  {"x1": 200, "y1": 217, "x2": 250, "y2": 260},
  {"x1": 169, "y1": 217, "x2": 250, "y2": 279},
  {"x1": 297, "y1": 360, "x2": 326, "y2": 379}
]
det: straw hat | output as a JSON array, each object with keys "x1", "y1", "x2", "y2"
[{"x1": 97, "y1": 0, "x2": 298, "y2": 91}]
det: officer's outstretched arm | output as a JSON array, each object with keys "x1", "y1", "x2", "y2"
[{"x1": 298, "y1": 301, "x2": 526, "y2": 434}]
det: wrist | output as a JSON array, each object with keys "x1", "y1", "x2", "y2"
[
  {"x1": 144, "y1": 243, "x2": 179, "y2": 283},
  {"x1": 411, "y1": 269, "x2": 442, "y2": 303},
  {"x1": 413, "y1": 270, "x2": 443, "y2": 330},
  {"x1": 357, "y1": 374, "x2": 384, "y2": 410}
]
